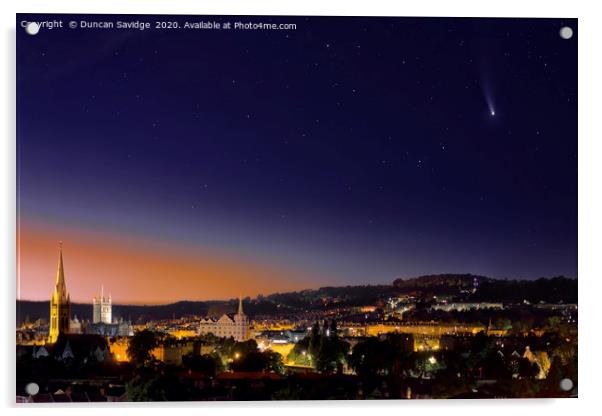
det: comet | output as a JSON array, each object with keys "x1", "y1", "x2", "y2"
[
  {"x1": 482, "y1": 79, "x2": 496, "y2": 118},
  {"x1": 487, "y1": 96, "x2": 496, "y2": 117}
]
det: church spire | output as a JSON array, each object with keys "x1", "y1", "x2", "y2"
[
  {"x1": 49, "y1": 241, "x2": 71, "y2": 344},
  {"x1": 55, "y1": 241, "x2": 67, "y2": 297},
  {"x1": 238, "y1": 295, "x2": 244, "y2": 315}
]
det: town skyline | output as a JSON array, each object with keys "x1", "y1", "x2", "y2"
[{"x1": 16, "y1": 214, "x2": 578, "y2": 401}]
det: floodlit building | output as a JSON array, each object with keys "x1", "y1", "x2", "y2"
[
  {"x1": 431, "y1": 302, "x2": 503, "y2": 312},
  {"x1": 69, "y1": 315, "x2": 82, "y2": 334},
  {"x1": 152, "y1": 341, "x2": 195, "y2": 365},
  {"x1": 86, "y1": 318, "x2": 134, "y2": 337},
  {"x1": 48, "y1": 243, "x2": 71, "y2": 344},
  {"x1": 92, "y1": 286, "x2": 112, "y2": 324},
  {"x1": 198, "y1": 297, "x2": 250, "y2": 341}
]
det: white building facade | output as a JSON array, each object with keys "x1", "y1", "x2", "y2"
[
  {"x1": 198, "y1": 298, "x2": 250, "y2": 341},
  {"x1": 92, "y1": 286, "x2": 112, "y2": 324}
]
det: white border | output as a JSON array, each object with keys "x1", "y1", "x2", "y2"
[{"x1": 2, "y1": 1, "x2": 601, "y2": 415}]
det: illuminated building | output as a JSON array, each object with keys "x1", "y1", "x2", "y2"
[
  {"x1": 431, "y1": 302, "x2": 503, "y2": 312},
  {"x1": 109, "y1": 337, "x2": 130, "y2": 362},
  {"x1": 69, "y1": 315, "x2": 82, "y2": 334},
  {"x1": 89, "y1": 284, "x2": 133, "y2": 336},
  {"x1": 151, "y1": 341, "x2": 194, "y2": 365},
  {"x1": 48, "y1": 242, "x2": 71, "y2": 344},
  {"x1": 198, "y1": 297, "x2": 250, "y2": 341},
  {"x1": 86, "y1": 318, "x2": 134, "y2": 337},
  {"x1": 92, "y1": 285, "x2": 112, "y2": 324}
]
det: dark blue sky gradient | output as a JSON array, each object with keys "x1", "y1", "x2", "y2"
[{"x1": 17, "y1": 15, "x2": 577, "y2": 285}]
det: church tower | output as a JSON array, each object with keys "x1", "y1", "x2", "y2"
[
  {"x1": 48, "y1": 242, "x2": 71, "y2": 344},
  {"x1": 93, "y1": 285, "x2": 112, "y2": 324}
]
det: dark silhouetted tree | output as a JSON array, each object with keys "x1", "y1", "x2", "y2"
[{"x1": 127, "y1": 330, "x2": 159, "y2": 366}]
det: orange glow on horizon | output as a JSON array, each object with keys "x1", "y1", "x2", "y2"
[{"x1": 17, "y1": 218, "x2": 324, "y2": 304}]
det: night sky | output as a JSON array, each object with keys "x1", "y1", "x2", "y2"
[{"x1": 17, "y1": 15, "x2": 577, "y2": 303}]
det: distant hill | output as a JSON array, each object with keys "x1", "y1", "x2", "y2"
[
  {"x1": 261, "y1": 274, "x2": 576, "y2": 309},
  {"x1": 392, "y1": 273, "x2": 576, "y2": 303},
  {"x1": 263, "y1": 274, "x2": 576, "y2": 307},
  {"x1": 264, "y1": 285, "x2": 396, "y2": 309}
]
